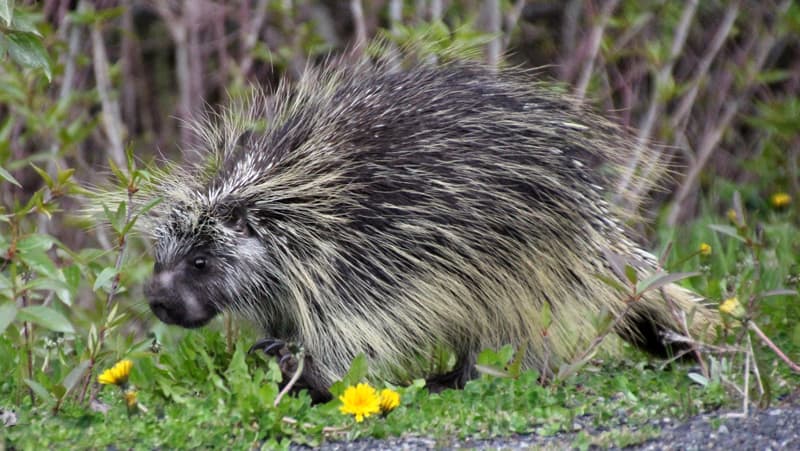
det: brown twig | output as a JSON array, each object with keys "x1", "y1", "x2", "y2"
[
  {"x1": 574, "y1": 0, "x2": 620, "y2": 102},
  {"x1": 90, "y1": 2, "x2": 125, "y2": 168},
  {"x1": 620, "y1": 0, "x2": 698, "y2": 202},
  {"x1": 273, "y1": 351, "x2": 306, "y2": 407},
  {"x1": 239, "y1": 0, "x2": 269, "y2": 79},
  {"x1": 749, "y1": 321, "x2": 800, "y2": 373}
]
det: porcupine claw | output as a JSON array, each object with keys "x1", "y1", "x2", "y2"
[
  {"x1": 248, "y1": 337, "x2": 286, "y2": 355},
  {"x1": 248, "y1": 337, "x2": 300, "y2": 377}
]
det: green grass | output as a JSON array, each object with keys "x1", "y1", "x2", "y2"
[{"x1": 2, "y1": 331, "x2": 735, "y2": 450}]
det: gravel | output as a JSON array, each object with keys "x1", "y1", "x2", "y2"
[{"x1": 303, "y1": 402, "x2": 800, "y2": 450}]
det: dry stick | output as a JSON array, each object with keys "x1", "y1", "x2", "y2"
[
  {"x1": 350, "y1": 0, "x2": 367, "y2": 54},
  {"x1": 742, "y1": 342, "x2": 750, "y2": 417},
  {"x1": 660, "y1": 330, "x2": 745, "y2": 355},
  {"x1": 749, "y1": 321, "x2": 800, "y2": 373},
  {"x1": 746, "y1": 331, "x2": 765, "y2": 399},
  {"x1": 668, "y1": 3, "x2": 739, "y2": 141},
  {"x1": 90, "y1": 9, "x2": 126, "y2": 168},
  {"x1": 617, "y1": 0, "x2": 698, "y2": 200},
  {"x1": 153, "y1": 1, "x2": 191, "y2": 147},
  {"x1": 281, "y1": 416, "x2": 348, "y2": 436},
  {"x1": 661, "y1": 285, "x2": 709, "y2": 377},
  {"x1": 239, "y1": 0, "x2": 269, "y2": 78},
  {"x1": 574, "y1": 0, "x2": 620, "y2": 102},
  {"x1": 273, "y1": 352, "x2": 306, "y2": 407},
  {"x1": 668, "y1": 0, "x2": 791, "y2": 225},
  {"x1": 430, "y1": 0, "x2": 442, "y2": 20},
  {"x1": 384, "y1": 0, "x2": 403, "y2": 70},
  {"x1": 482, "y1": 0, "x2": 502, "y2": 67},
  {"x1": 500, "y1": 0, "x2": 527, "y2": 57},
  {"x1": 556, "y1": 299, "x2": 635, "y2": 381},
  {"x1": 559, "y1": 0, "x2": 584, "y2": 81}
]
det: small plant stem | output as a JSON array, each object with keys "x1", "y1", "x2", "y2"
[
  {"x1": 749, "y1": 321, "x2": 800, "y2": 373},
  {"x1": 744, "y1": 339, "x2": 751, "y2": 417},
  {"x1": 556, "y1": 299, "x2": 635, "y2": 382},
  {"x1": 80, "y1": 184, "x2": 136, "y2": 404},
  {"x1": 746, "y1": 332, "x2": 765, "y2": 399},
  {"x1": 281, "y1": 416, "x2": 348, "y2": 435},
  {"x1": 575, "y1": 0, "x2": 620, "y2": 102},
  {"x1": 273, "y1": 352, "x2": 305, "y2": 407},
  {"x1": 21, "y1": 290, "x2": 35, "y2": 404}
]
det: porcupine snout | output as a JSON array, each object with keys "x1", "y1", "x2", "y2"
[{"x1": 144, "y1": 261, "x2": 220, "y2": 328}]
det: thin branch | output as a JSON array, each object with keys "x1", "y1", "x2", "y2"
[
  {"x1": 273, "y1": 351, "x2": 305, "y2": 407},
  {"x1": 482, "y1": 0, "x2": 502, "y2": 67},
  {"x1": 90, "y1": 6, "x2": 125, "y2": 167},
  {"x1": 749, "y1": 321, "x2": 800, "y2": 372},
  {"x1": 574, "y1": 0, "x2": 620, "y2": 102},
  {"x1": 669, "y1": 3, "x2": 739, "y2": 135},
  {"x1": 350, "y1": 0, "x2": 367, "y2": 55},
  {"x1": 617, "y1": 0, "x2": 698, "y2": 199},
  {"x1": 501, "y1": 0, "x2": 527, "y2": 52},
  {"x1": 239, "y1": 0, "x2": 269, "y2": 78}
]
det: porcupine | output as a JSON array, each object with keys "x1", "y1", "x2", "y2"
[{"x1": 141, "y1": 58, "x2": 717, "y2": 402}]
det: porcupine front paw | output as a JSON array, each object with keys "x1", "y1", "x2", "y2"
[
  {"x1": 248, "y1": 337, "x2": 300, "y2": 377},
  {"x1": 248, "y1": 338, "x2": 332, "y2": 404}
]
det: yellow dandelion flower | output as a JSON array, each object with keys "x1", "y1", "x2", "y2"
[
  {"x1": 378, "y1": 388, "x2": 400, "y2": 413},
  {"x1": 699, "y1": 243, "x2": 712, "y2": 256},
  {"x1": 98, "y1": 359, "x2": 133, "y2": 386},
  {"x1": 720, "y1": 297, "x2": 745, "y2": 318},
  {"x1": 770, "y1": 192, "x2": 791, "y2": 209},
  {"x1": 339, "y1": 383, "x2": 380, "y2": 422}
]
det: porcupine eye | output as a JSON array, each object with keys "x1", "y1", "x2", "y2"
[{"x1": 193, "y1": 256, "x2": 207, "y2": 270}]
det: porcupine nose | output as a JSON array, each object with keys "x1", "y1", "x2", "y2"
[{"x1": 144, "y1": 276, "x2": 179, "y2": 325}]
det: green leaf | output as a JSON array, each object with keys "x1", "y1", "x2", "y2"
[
  {"x1": 24, "y1": 277, "x2": 73, "y2": 306},
  {"x1": 30, "y1": 163, "x2": 52, "y2": 188},
  {"x1": 0, "y1": 0, "x2": 13, "y2": 27},
  {"x1": 0, "y1": 302, "x2": 18, "y2": 334},
  {"x1": 63, "y1": 360, "x2": 91, "y2": 393},
  {"x1": 5, "y1": 30, "x2": 52, "y2": 82},
  {"x1": 593, "y1": 273, "x2": 627, "y2": 294},
  {"x1": 17, "y1": 247, "x2": 58, "y2": 278},
  {"x1": 17, "y1": 234, "x2": 55, "y2": 252},
  {"x1": 636, "y1": 271, "x2": 701, "y2": 294},
  {"x1": 624, "y1": 264, "x2": 638, "y2": 285},
  {"x1": 51, "y1": 384, "x2": 66, "y2": 399},
  {"x1": 9, "y1": 9, "x2": 40, "y2": 36},
  {"x1": 123, "y1": 197, "x2": 163, "y2": 235},
  {"x1": 56, "y1": 167, "x2": 76, "y2": 186},
  {"x1": 24, "y1": 379, "x2": 54, "y2": 402},
  {"x1": 17, "y1": 305, "x2": 75, "y2": 334},
  {"x1": 709, "y1": 224, "x2": 747, "y2": 243},
  {"x1": 474, "y1": 364, "x2": 512, "y2": 378},
  {"x1": 62, "y1": 264, "x2": 81, "y2": 293},
  {"x1": 103, "y1": 201, "x2": 126, "y2": 234},
  {"x1": 0, "y1": 166, "x2": 21, "y2": 187},
  {"x1": 758, "y1": 289, "x2": 798, "y2": 299},
  {"x1": 93, "y1": 267, "x2": 117, "y2": 291},
  {"x1": 330, "y1": 353, "x2": 369, "y2": 396},
  {"x1": 540, "y1": 302, "x2": 552, "y2": 329},
  {"x1": 687, "y1": 372, "x2": 708, "y2": 386}
]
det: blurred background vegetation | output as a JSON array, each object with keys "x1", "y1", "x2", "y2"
[{"x1": 1, "y1": 0, "x2": 800, "y2": 446}]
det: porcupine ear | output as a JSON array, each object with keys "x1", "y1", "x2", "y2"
[{"x1": 225, "y1": 205, "x2": 254, "y2": 238}]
